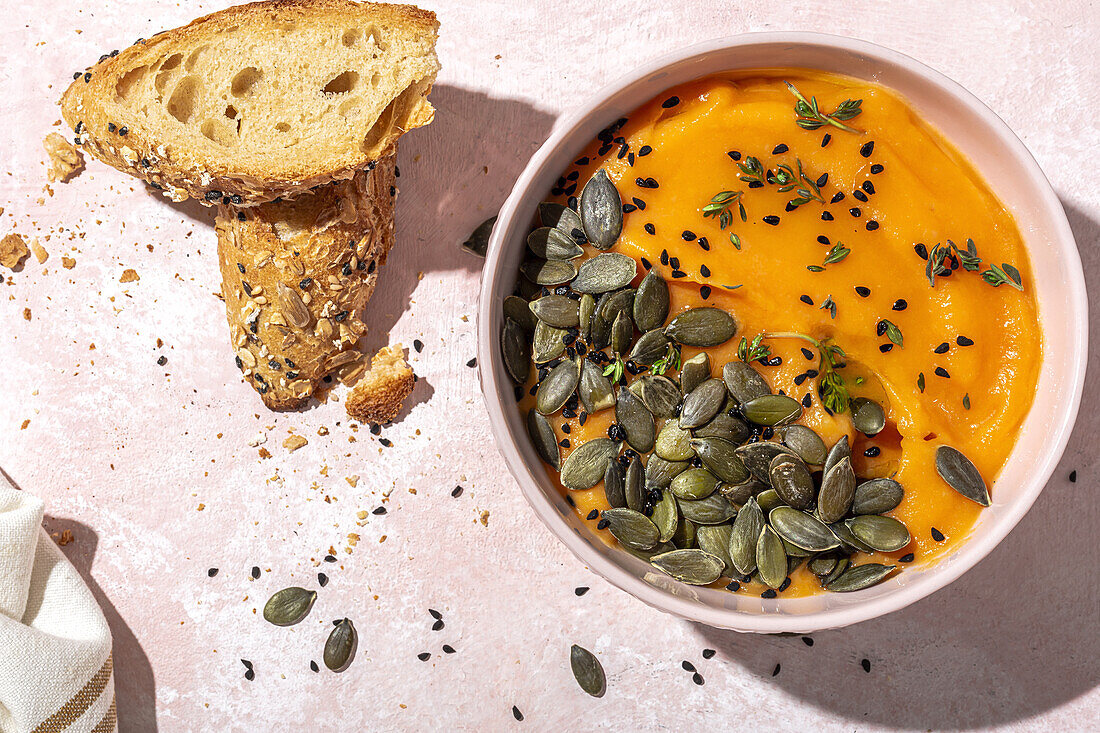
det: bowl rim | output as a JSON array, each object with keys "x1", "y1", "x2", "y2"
[{"x1": 477, "y1": 31, "x2": 1088, "y2": 632}]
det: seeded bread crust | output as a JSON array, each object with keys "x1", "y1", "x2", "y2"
[
  {"x1": 345, "y1": 345, "x2": 415, "y2": 423},
  {"x1": 215, "y1": 153, "x2": 396, "y2": 409},
  {"x1": 60, "y1": 0, "x2": 438, "y2": 206}
]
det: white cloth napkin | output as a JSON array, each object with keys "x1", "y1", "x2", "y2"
[{"x1": 0, "y1": 473, "x2": 115, "y2": 733}]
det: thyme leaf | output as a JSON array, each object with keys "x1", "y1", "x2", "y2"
[{"x1": 785, "y1": 81, "x2": 863, "y2": 133}]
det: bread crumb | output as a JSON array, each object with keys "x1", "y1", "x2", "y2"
[
  {"x1": 283, "y1": 435, "x2": 308, "y2": 452},
  {"x1": 317, "y1": 426, "x2": 330, "y2": 436},
  {"x1": 345, "y1": 344, "x2": 414, "y2": 424},
  {"x1": 20, "y1": 419, "x2": 30, "y2": 430},
  {"x1": 119, "y1": 268, "x2": 139, "y2": 283},
  {"x1": 43, "y1": 132, "x2": 84, "y2": 183},
  {"x1": 52, "y1": 529, "x2": 74, "y2": 546},
  {"x1": 30, "y1": 238, "x2": 48, "y2": 264},
  {"x1": 23, "y1": 308, "x2": 31, "y2": 321},
  {"x1": 479, "y1": 510, "x2": 490, "y2": 527},
  {"x1": 61, "y1": 256, "x2": 76, "y2": 269},
  {"x1": 346, "y1": 475, "x2": 359, "y2": 488},
  {"x1": 247, "y1": 432, "x2": 267, "y2": 447},
  {"x1": 356, "y1": 510, "x2": 369, "y2": 520},
  {"x1": 258, "y1": 447, "x2": 272, "y2": 459},
  {"x1": 1, "y1": 233, "x2": 29, "y2": 269},
  {"x1": 197, "y1": 503, "x2": 205, "y2": 511}
]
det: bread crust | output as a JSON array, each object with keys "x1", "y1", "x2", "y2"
[
  {"x1": 60, "y1": 0, "x2": 438, "y2": 206},
  {"x1": 215, "y1": 152, "x2": 397, "y2": 409},
  {"x1": 345, "y1": 345, "x2": 415, "y2": 423}
]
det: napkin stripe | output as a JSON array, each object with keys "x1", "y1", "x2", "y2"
[
  {"x1": 31, "y1": 655, "x2": 113, "y2": 733},
  {"x1": 90, "y1": 697, "x2": 117, "y2": 733}
]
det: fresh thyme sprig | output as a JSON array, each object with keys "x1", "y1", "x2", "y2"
[
  {"x1": 785, "y1": 81, "x2": 863, "y2": 133},
  {"x1": 755, "y1": 331, "x2": 851, "y2": 413},
  {"x1": 702, "y1": 190, "x2": 747, "y2": 229},
  {"x1": 602, "y1": 354, "x2": 625, "y2": 384},
  {"x1": 774, "y1": 159, "x2": 826, "y2": 208},
  {"x1": 808, "y1": 242, "x2": 851, "y2": 272},
  {"x1": 650, "y1": 342, "x2": 682, "y2": 376},
  {"x1": 926, "y1": 238, "x2": 1023, "y2": 291},
  {"x1": 736, "y1": 156, "x2": 767, "y2": 186},
  {"x1": 737, "y1": 334, "x2": 771, "y2": 363}
]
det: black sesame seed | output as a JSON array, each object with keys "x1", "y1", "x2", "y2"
[
  {"x1": 794, "y1": 374, "x2": 808, "y2": 386},
  {"x1": 662, "y1": 96, "x2": 680, "y2": 108},
  {"x1": 682, "y1": 660, "x2": 696, "y2": 672},
  {"x1": 633, "y1": 197, "x2": 646, "y2": 210},
  {"x1": 870, "y1": 163, "x2": 884, "y2": 174},
  {"x1": 417, "y1": 652, "x2": 430, "y2": 661},
  {"x1": 931, "y1": 527, "x2": 945, "y2": 542},
  {"x1": 370, "y1": 423, "x2": 382, "y2": 435},
  {"x1": 682, "y1": 230, "x2": 696, "y2": 241},
  {"x1": 849, "y1": 207, "x2": 862, "y2": 218},
  {"x1": 325, "y1": 554, "x2": 337, "y2": 563},
  {"x1": 855, "y1": 286, "x2": 871, "y2": 297},
  {"x1": 860, "y1": 141, "x2": 875, "y2": 158},
  {"x1": 763, "y1": 215, "x2": 780, "y2": 225},
  {"x1": 640, "y1": 257, "x2": 652, "y2": 270},
  {"x1": 207, "y1": 568, "x2": 219, "y2": 577},
  {"x1": 244, "y1": 669, "x2": 255, "y2": 681},
  {"x1": 748, "y1": 180, "x2": 764, "y2": 189},
  {"x1": 801, "y1": 347, "x2": 815, "y2": 360},
  {"x1": 622, "y1": 203, "x2": 637, "y2": 213},
  {"x1": 372, "y1": 506, "x2": 387, "y2": 515},
  {"x1": 800, "y1": 295, "x2": 814, "y2": 305},
  {"x1": 451, "y1": 485, "x2": 464, "y2": 498},
  {"x1": 762, "y1": 589, "x2": 777, "y2": 599},
  {"x1": 414, "y1": 339, "x2": 424, "y2": 353},
  {"x1": 777, "y1": 577, "x2": 791, "y2": 592},
  {"x1": 692, "y1": 672, "x2": 705, "y2": 685},
  {"x1": 863, "y1": 446, "x2": 881, "y2": 457},
  {"x1": 879, "y1": 344, "x2": 893, "y2": 353},
  {"x1": 700, "y1": 264, "x2": 711, "y2": 278},
  {"x1": 899, "y1": 553, "x2": 915, "y2": 563},
  {"x1": 702, "y1": 648, "x2": 716, "y2": 659},
  {"x1": 204, "y1": 190, "x2": 223, "y2": 202},
  {"x1": 817, "y1": 235, "x2": 830, "y2": 245},
  {"x1": 107, "y1": 122, "x2": 117, "y2": 133},
  {"x1": 443, "y1": 645, "x2": 456, "y2": 654},
  {"x1": 638, "y1": 145, "x2": 652, "y2": 156},
  {"x1": 866, "y1": 221, "x2": 880, "y2": 231},
  {"x1": 853, "y1": 190, "x2": 868, "y2": 203},
  {"x1": 660, "y1": 250, "x2": 669, "y2": 266},
  {"x1": 821, "y1": 211, "x2": 834, "y2": 221},
  {"x1": 830, "y1": 191, "x2": 845, "y2": 204},
  {"x1": 934, "y1": 343, "x2": 950, "y2": 354},
  {"x1": 84, "y1": 72, "x2": 92, "y2": 83},
  {"x1": 726, "y1": 580, "x2": 741, "y2": 592},
  {"x1": 672, "y1": 270, "x2": 687, "y2": 278},
  {"x1": 862, "y1": 180, "x2": 876, "y2": 195},
  {"x1": 802, "y1": 636, "x2": 814, "y2": 647},
  {"x1": 586, "y1": 509, "x2": 598, "y2": 521},
  {"x1": 512, "y1": 706, "x2": 524, "y2": 722},
  {"x1": 957, "y1": 335, "x2": 974, "y2": 346},
  {"x1": 892, "y1": 299, "x2": 908, "y2": 311},
  {"x1": 772, "y1": 143, "x2": 789, "y2": 154},
  {"x1": 251, "y1": 566, "x2": 260, "y2": 579},
  {"x1": 157, "y1": 355, "x2": 167, "y2": 366},
  {"x1": 700, "y1": 285, "x2": 712, "y2": 300},
  {"x1": 772, "y1": 663, "x2": 781, "y2": 676},
  {"x1": 596, "y1": 518, "x2": 610, "y2": 530},
  {"x1": 432, "y1": 619, "x2": 445, "y2": 631},
  {"x1": 861, "y1": 658, "x2": 872, "y2": 673},
  {"x1": 379, "y1": 438, "x2": 393, "y2": 448},
  {"x1": 698, "y1": 237, "x2": 710, "y2": 251},
  {"x1": 728, "y1": 150, "x2": 742, "y2": 161},
  {"x1": 815, "y1": 172, "x2": 829, "y2": 188},
  {"x1": 821, "y1": 133, "x2": 832, "y2": 147},
  {"x1": 575, "y1": 586, "x2": 589, "y2": 596},
  {"x1": 466, "y1": 357, "x2": 477, "y2": 368},
  {"x1": 935, "y1": 367, "x2": 950, "y2": 378}
]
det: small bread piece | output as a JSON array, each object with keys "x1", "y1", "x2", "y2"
[
  {"x1": 43, "y1": 132, "x2": 85, "y2": 183},
  {"x1": 345, "y1": 345, "x2": 414, "y2": 423},
  {"x1": 60, "y1": 0, "x2": 438, "y2": 205},
  {"x1": 215, "y1": 153, "x2": 396, "y2": 409}
]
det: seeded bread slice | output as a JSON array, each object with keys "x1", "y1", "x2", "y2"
[
  {"x1": 215, "y1": 153, "x2": 396, "y2": 409},
  {"x1": 345, "y1": 345, "x2": 415, "y2": 423},
  {"x1": 60, "y1": 0, "x2": 438, "y2": 206}
]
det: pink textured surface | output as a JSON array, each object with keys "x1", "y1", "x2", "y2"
[{"x1": 1, "y1": 1, "x2": 1097, "y2": 731}]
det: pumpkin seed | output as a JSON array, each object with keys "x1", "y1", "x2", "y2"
[
  {"x1": 597, "y1": 288, "x2": 636, "y2": 321},
  {"x1": 782, "y1": 539, "x2": 814, "y2": 558},
  {"x1": 461, "y1": 216, "x2": 495, "y2": 257},
  {"x1": 720, "y1": 478, "x2": 766, "y2": 506},
  {"x1": 845, "y1": 515, "x2": 911, "y2": 552},
  {"x1": 697, "y1": 523, "x2": 734, "y2": 575},
  {"x1": 527, "y1": 226, "x2": 584, "y2": 260},
  {"x1": 521, "y1": 258, "x2": 577, "y2": 285},
  {"x1": 722, "y1": 361, "x2": 770, "y2": 404},
  {"x1": 656, "y1": 421, "x2": 695, "y2": 461},
  {"x1": 603, "y1": 459, "x2": 626, "y2": 508},
  {"x1": 769, "y1": 453, "x2": 815, "y2": 510},
  {"x1": 672, "y1": 514, "x2": 697, "y2": 548},
  {"x1": 610, "y1": 310, "x2": 633, "y2": 356},
  {"x1": 743, "y1": 394, "x2": 803, "y2": 427},
  {"x1": 651, "y1": 489, "x2": 678, "y2": 542},
  {"x1": 324, "y1": 618, "x2": 357, "y2": 672},
  {"x1": 850, "y1": 397, "x2": 886, "y2": 436},
  {"x1": 829, "y1": 520, "x2": 875, "y2": 554},
  {"x1": 755, "y1": 488, "x2": 785, "y2": 515},
  {"x1": 622, "y1": 541, "x2": 676, "y2": 562},
  {"x1": 633, "y1": 269, "x2": 671, "y2": 332},
  {"x1": 756, "y1": 526, "x2": 788, "y2": 589},
  {"x1": 670, "y1": 468, "x2": 719, "y2": 500},
  {"x1": 570, "y1": 645, "x2": 606, "y2": 698},
  {"x1": 816, "y1": 456, "x2": 856, "y2": 523},
  {"x1": 694, "y1": 411, "x2": 751, "y2": 444},
  {"x1": 615, "y1": 387, "x2": 655, "y2": 453},
  {"x1": 824, "y1": 563, "x2": 896, "y2": 592},
  {"x1": 578, "y1": 294, "x2": 595, "y2": 343},
  {"x1": 630, "y1": 375, "x2": 681, "y2": 418},
  {"x1": 627, "y1": 328, "x2": 670, "y2": 365},
  {"x1": 540, "y1": 201, "x2": 584, "y2": 234},
  {"x1": 501, "y1": 318, "x2": 530, "y2": 384},
  {"x1": 729, "y1": 497, "x2": 765, "y2": 575},
  {"x1": 679, "y1": 379, "x2": 727, "y2": 430},
  {"x1": 644, "y1": 455, "x2": 689, "y2": 489},
  {"x1": 625, "y1": 458, "x2": 646, "y2": 511},
  {"x1": 735, "y1": 441, "x2": 796, "y2": 483},
  {"x1": 935, "y1": 445, "x2": 991, "y2": 506},
  {"x1": 532, "y1": 321, "x2": 566, "y2": 363},
  {"x1": 504, "y1": 295, "x2": 537, "y2": 332},
  {"x1": 679, "y1": 352, "x2": 711, "y2": 397},
  {"x1": 529, "y1": 294, "x2": 580, "y2": 328},
  {"x1": 769, "y1": 506, "x2": 840, "y2": 552},
  {"x1": 823, "y1": 434, "x2": 850, "y2": 475},
  {"x1": 852, "y1": 478, "x2": 904, "y2": 515},
  {"x1": 677, "y1": 492, "x2": 738, "y2": 525},
  {"x1": 277, "y1": 282, "x2": 312, "y2": 329},
  {"x1": 579, "y1": 169, "x2": 623, "y2": 250},
  {"x1": 808, "y1": 554, "x2": 840, "y2": 577},
  {"x1": 664, "y1": 308, "x2": 738, "y2": 347},
  {"x1": 820, "y1": 556, "x2": 851, "y2": 586},
  {"x1": 526, "y1": 410, "x2": 560, "y2": 470},
  {"x1": 571, "y1": 253, "x2": 636, "y2": 294},
  {"x1": 651, "y1": 549, "x2": 724, "y2": 585},
  {"x1": 690, "y1": 437, "x2": 751, "y2": 484},
  {"x1": 602, "y1": 507, "x2": 659, "y2": 550},
  {"x1": 536, "y1": 358, "x2": 580, "y2": 415},
  {"x1": 560, "y1": 438, "x2": 619, "y2": 491},
  {"x1": 579, "y1": 359, "x2": 616, "y2": 414},
  {"x1": 263, "y1": 587, "x2": 317, "y2": 626},
  {"x1": 781, "y1": 425, "x2": 827, "y2": 465}
]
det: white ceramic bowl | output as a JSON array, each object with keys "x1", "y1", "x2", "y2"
[{"x1": 477, "y1": 33, "x2": 1087, "y2": 632}]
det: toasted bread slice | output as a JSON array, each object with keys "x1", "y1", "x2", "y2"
[
  {"x1": 61, "y1": 0, "x2": 438, "y2": 206},
  {"x1": 345, "y1": 345, "x2": 415, "y2": 423},
  {"x1": 215, "y1": 153, "x2": 396, "y2": 409}
]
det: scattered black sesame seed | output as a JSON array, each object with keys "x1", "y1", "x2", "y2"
[
  {"x1": 802, "y1": 394, "x2": 813, "y2": 408},
  {"x1": 692, "y1": 672, "x2": 705, "y2": 685},
  {"x1": 855, "y1": 286, "x2": 871, "y2": 298},
  {"x1": 418, "y1": 652, "x2": 431, "y2": 661},
  {"x1": 702, "y1": 648, "x2": 716, "y2": 659},
  {"x1": 318, "y1": 572, "x2": 329, "y2": 587},
  {"x1": 817, "y1": 235, "x2": 830, "y2": 245},
  {"x1": 821, "y1": 211, "x2": 834, "y2": 221},
  {"x1": 700, "y1": 285, "x2": 712, "y2": 300},
  {"x1": 772, "y1": 143, "x2": 789, "y2": 155},
  {"x1": 204, "y1": 190, "x2": 223, "y2": 202},
  {"x1": 935, "y1": 367, "x2": 950, "y2": 378},
  {"x1": 802, "y1": 636, "x2": 814, "y2": 647},
  {"x1": 931, "y1": 527, "x2": 945, "y2": 542},
  {"x1": 914, "y1": 243, "x2": 929, "y2": 260},
  {"x1": 662, "y1": 96, "x2": 680, "y2": 108},
  {"x1": 763, "y1": 215, "x2": 780, "y2": 226},
  {"x1": 849, "y1": 207, "x2": 862, "y2": 218},
  {"x1": 310, "y1": 660, "x2": 320, "y2": 672},
  {"x1": 596, "y1": 518, "x2": 610, "y2": 530},
  {"x1": 1069, "y1": 470, "x2": 1077, "y2": 483},
  {"x1": 821, "y1": 133, "x2": 832, "y2": 147},
  {"x1": 726, "y1": 580, "x2": 741, "y2": 592},
  {"x1": 853, "y1": 190, "x2": 868, "y2": 203},
  {"x1": 728, "y1": 150, "x2": 742, "y2": 161},
  {"x1": 638, "y1": 145, "x2": 653, "y2": 156},
  {"x1": 156, "y1": 355, "x2": 167, "y2": 366},
  {"x1": 432, "y1": 619, "x2": 445, "y2": 631},
  {"x1": 860, "y1": 141, "x2": 875, "y2": 158},
  {"x1": 574, "y1": 586, "x2": 589, "y2": 597},
  {"x1": 777, "y1": 577, "x2": 791, "y2": 592},
  {"x1": 861, "y1": 658, "x2": 872, "y2": 673},
  {"x1": 207, "y1": 568, "x2": 218, "y2": 577},
  {"x1": 372, "y1": 506, "x2": 387, "y2": 515},
  {"x1": 772, "y1": 663, "x2": 781, "y2": 676},
  {"x1": 622, "y1": 203, "x2": 637, "y2": 213},
  {"x1": 800, "y1": 295, "x2": 814, "y2": 305},
  {"x1": 585, "y1": 509, "x2": 598, "y2": 521},
  {"x1": 864, "y1": 446, "x2": 881, "y2": 457},
  {"x1": 325, "y1": 554, "x2": 337, "y2": 563},
  {"x1": 251, "y1": 566, "x2": 260, "y2": 579},
  {"x1": 830, "y1": 191, "x2": 845, "y2": 204},
  {"x1": 633, "y1": 197, "x2": 646, "y2": 210},
  {"x1": 244, "y1": 669, "x2": 255, "y2": 681},
  {"x1": 672, "y1": 269, "x2": 687, "y2": 278},
  {"x1": 892, "y1": 299, "x2": 908, "y2": 311},
  {"x1": 466, "y1": 357, "x2": 477, "y2": 368},
  {"x1": 681, "y1": 660, "x2": 696, "y2": 672},
  {"x1": 899, "y1": 553, "x2": 915, "y2": 563},
  {"x1": 879, "y1": 344, "x2": 893, "y2": 353},
  {"x1": 762, "y1": 589, "x2": 777, "y2": 599},
  {"x1": 443, "y1": 645, "x2": 456, "y2": 654},
  {"x1": 801, "y1": 347, "x2": 815, "y2": 360},
  {"x1": 934, "y1": 343, "x2": 950, "y2": 354},
  {"x1": 379, "y1": 438, "x2": 393, "y2": 448},
  {"x1": 512, "y1": 705, "x2": 524, "y2": 722},
  {"x1": 370, "y1": 423, "x2": 382, "y2": 435},
  {"x1": 957, "y1": 335, "x2": 974, "y2": 346},
  {"x1": 866, "y1": 221, "x2": 880, "y2": 231},
  {"x1": 700, "y1": 264, "x2": 711, "y2": 277}
]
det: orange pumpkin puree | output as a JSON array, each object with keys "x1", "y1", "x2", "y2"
[{"x1": 521, "y1": 69, "x2": 1041, "y2": 597}]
